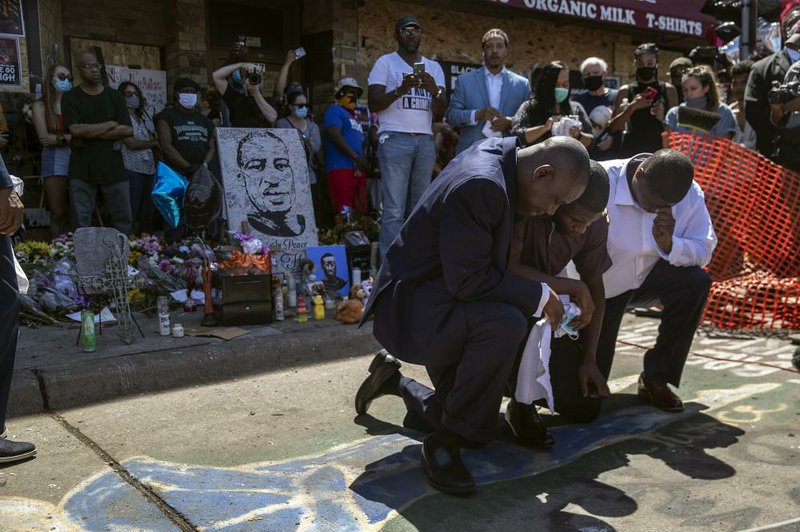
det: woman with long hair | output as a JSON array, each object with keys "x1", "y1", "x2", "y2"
[
  {"x1": 32, "y1": 64, "x2": 72, "y2": 238},
  {"x1": 118, "y1": 81, "x2": 159, "y2": 234},
  {"x1": 511, "y1": 60, "x2": 593, "y2": 148},
  {"x1": 664, "y1": 65, "x2": 736, "y2": 138}
]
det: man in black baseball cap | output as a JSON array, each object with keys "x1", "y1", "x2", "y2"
[{"x1": 395, "y1": 14, "x2": 421, "y2": 32}]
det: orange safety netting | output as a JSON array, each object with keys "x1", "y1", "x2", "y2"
[{"x1": 665, "y1": 132, "x2": 800, "y2": 334}]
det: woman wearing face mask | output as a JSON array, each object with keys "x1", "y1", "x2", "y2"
[
  {"x1": 609, "y1": 43, "x2": 678, "y2": 156},
  {"x1": 118, "y1": 82, "x2": 159, "y2": 235},
  {"x1": 511, "y1": 61, "x2": 593, "y2": 148},
  {"x1": 663, "y1": 65, "x2": 736, "y2": 139},
  {"x1": 275, "y1": 89, "x2": 323, "y2": 216},
  {"x1": 32, "y1": 64, "x2": 73, "y2": 238}
]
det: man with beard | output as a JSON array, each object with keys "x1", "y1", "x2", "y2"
[
  {"x1": 236, "y1": 130, "x2": 305, "y2": 237},
  {"x1": 446, "y1": 28, "x2": 530, "y2": 154},
  {"x1": 62, "y1": 51, "x2": 134, "y2": 235},
  {"x1": 506, "y1": 161, "x2": 612, "y2": 448},
  {"x1": 320, "y1": 253, "x2": 347, "y2": 295},
  {"x1": 368, "y1": 15, "x2": 446, "y2": 259},
  {"x1": 354, "y1": 136, "x2": 589, "y2": 495}
]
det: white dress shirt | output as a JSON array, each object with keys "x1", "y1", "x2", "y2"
[
  {"x1": 600, "y1": 155, "x2": 718, "y2": 299},
  {"x1": 469, "y1": 67, "x2": 506, "y2": 125}
]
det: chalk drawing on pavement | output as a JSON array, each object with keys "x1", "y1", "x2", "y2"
[{"x1": 0, "y1": 381, "x2": 780, "y2": 530}]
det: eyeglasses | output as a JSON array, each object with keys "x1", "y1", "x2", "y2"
[
  {"x1": 78, "y1": 63, "x2": 101, "y2": 71},
  {"x1": 56, "y1": 73, "x2": 73, "y2": 81},
  {"x1": 399, "y1": 27, "x2": 422, "y2": 37},
  {"x1": 292, "y1": 103, "x2": 308, "y2": 109}
]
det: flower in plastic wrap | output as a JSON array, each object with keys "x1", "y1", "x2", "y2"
[
  {"x1": 152, "y1": 162, "x2": 188, "y2": 229},
  {"x1": 242, "y1": 237, "x2": 265, "y2": 255}
]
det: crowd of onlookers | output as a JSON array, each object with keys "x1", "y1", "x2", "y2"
[{"x1": 17, "y1": 5, "x2": 800, "y2": 256}]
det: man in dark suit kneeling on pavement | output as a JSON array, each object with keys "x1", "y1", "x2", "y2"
[{"x1": 354, "y1": 136, "x2": 589, "y2": 495}]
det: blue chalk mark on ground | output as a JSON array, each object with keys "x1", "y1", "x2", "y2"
[{"x1": 3, "y1": 383, "x2": 774, "y2": 530}]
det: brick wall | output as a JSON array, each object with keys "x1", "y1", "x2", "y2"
[
  {"x1": 164, "y1": 0, "x2": 209, "y2": 93},
  {"x1": 38, "y1": 0, "x2": 64, "y2": 72},
  {"x1": 62, "y1": 0, "x2": 171, "y2": 48},
  {"x1": 356, "y1": 0, "x2": 681, "y2": 90}
]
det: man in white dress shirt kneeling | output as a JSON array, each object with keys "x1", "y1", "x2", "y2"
[{"x1": 599, "y1": 150, "x2": 717, "y2": 412}]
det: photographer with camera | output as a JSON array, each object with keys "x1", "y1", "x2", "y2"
[
  {"x1": 212, "y1": 61, "x2": 278, "y2": 128},
  {"x1": 768, "y1": 61, "x2": 800, "y2": 170},
  {"x1": 745, "y1": 5, "x2": 800, "y2": 159}
]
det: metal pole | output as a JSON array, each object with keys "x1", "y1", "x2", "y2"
[{"x1": 741, "y1": 0, "x2": 751, "y2": 59}]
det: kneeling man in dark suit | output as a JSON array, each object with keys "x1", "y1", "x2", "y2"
[{"x1": 355, "y1": 136, "x2": 590, "y2": 495}]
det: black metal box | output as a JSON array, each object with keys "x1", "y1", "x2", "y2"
[{"x1": 211, "y1": 271, "x2": 273, "y2": 325}]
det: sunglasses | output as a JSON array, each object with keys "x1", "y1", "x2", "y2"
[
  {"x1": 56, "y1": 73, "x2": 73, "y2": 81},
  {"x1": 292, "y1": 103, "x2": 308, "y2": 109},
  {"x1": 399, "y1": 27, "x2": 422, "y2": 37}
]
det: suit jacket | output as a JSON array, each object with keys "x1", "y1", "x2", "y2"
[
  {"x1": 745, "y1": 49, "x2": 793, "y2": 158},
  {"x1": 0, "y1": 155, "x2": 11, "y2": 189},
  {"x1": 447, "y1": 67, "x2": 531, "y2": 154},
  {"x1": 362, "y1": 137, "x2": 543, "y2": 367}
]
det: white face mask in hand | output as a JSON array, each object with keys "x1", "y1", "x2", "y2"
[{"x1": 178, "y1": 93, "x2": 198, "y2": 109}]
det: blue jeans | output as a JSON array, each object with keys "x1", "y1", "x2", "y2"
[
  {"x1": 377, "y1": 132, "x2": 436, "y2": 258},
  {"x1": 126, "y1": 169, "x2": 155, "y2": 235}
]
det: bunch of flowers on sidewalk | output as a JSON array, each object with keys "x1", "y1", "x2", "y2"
[{"x1": 15, "y1": 233, "x2": 218, "y2": 326}]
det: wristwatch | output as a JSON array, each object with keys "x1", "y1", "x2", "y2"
[
  {"x1": 434, "y1": 87, "x2": 443, "y2": 98},
  {"x1": 56, "y1": 133, "x2": 66, "y2": 146}
]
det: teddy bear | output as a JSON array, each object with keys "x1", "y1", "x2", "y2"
[{"x1": 335, "y1": 283, "x2": 369, "y2": 324}]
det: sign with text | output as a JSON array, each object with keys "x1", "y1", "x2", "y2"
[
  {"x1": 0, "y1": 0, "x2": 24, "y2": 37},
  {"x1": 0, "y1": 37, "x2": 21, "y2": 87},
  {"x1": 439, "y1": 60, "x2": 481, "y2": 98},
  {"x1": 485, "y1": 0, "x2": 716, "y2": 38},
  {"x1": 106, "y1": 66, "x2": 168, "y2": 120}
]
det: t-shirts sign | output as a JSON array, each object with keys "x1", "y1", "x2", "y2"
[
  {"x1": 0, "y1": 37, "x2": 21, "y2": 87},
  {"x1": 367, "y1": 52, "x2": 445, "y2": 135},
  {"x1": 0, "y1": 0, "x2": 24, "y2": 36}
]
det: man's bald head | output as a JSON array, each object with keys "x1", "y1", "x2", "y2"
[
  {"x1": 516, "y1": 137, "x2": 590, "y2": 217},
  {"x1": 639, "y1": 149, "x2": 694, "y2": 204}
]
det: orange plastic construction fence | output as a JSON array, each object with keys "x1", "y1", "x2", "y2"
[{"x1": 665, "y1": 132, "x2": 800, "y2": 334}]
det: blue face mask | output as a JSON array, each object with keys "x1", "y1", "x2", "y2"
[
  {"x1": 292, "y1": 106, "x2": 309, "y2": 119},
  {"x1": 554, "y1": 87, "x2": 569, "y2": 103},
  {"x1": 54, "y1": 79, "x2": 72, "y2": 94}
]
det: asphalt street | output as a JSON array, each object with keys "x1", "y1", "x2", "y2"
[{"x1": 1, "y1": 315, "x2": 798, "y2": 531}]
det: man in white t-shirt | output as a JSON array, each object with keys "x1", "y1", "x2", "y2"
[{"x1": 367, "y1": 14, "x2": 446, "y2": 259}]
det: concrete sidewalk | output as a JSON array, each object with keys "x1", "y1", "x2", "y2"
[{"x1": 9, "y1": 310, "x2": 380, "y2": 416}]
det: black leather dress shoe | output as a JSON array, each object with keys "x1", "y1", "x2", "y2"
[
  {"x1": 421, "y1": 434, "x2": 475, "y2": 495},
  {"x1": 505, "y1": 398, "x2": 555, "y2": 449},
  {"x1": 355, "y1": 350, "x2": 401, "y2": 415},
  {"x1": 0, "y1": 438, "x2": 36, "y2": 464}
]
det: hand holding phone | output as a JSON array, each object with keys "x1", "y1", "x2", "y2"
[
  {"x1": 294, "y1": 47, "x2": 306, "y2": 60},
  {"x1": 413, "y1": 62, "x2": 425, "y2": 74},
  {"x1": 643, "y1": 86, "x2": 659, "y2": 100}
]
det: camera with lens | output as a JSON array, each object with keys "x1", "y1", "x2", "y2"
[
  {"x1": 768, "y1": 81, "x2": 800, "y2": 105},
  {"x1": 248, "y1": 72, "x2": 262, "y2": 85}
]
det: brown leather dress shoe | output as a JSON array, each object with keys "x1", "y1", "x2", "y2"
[{"x1": 638, "y1": 374, "x2": 684, "y2": 412}]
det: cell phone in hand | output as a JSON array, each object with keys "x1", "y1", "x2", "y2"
[
  {"x1": 294, "y1": 47, "x2": 306, "y2": 59},
  {"x1": 413, "y1": 62, "x2": 425, "y2": 74},
  {"x1": 643, "y1": 86, "x2": 658, "y2": 100}
]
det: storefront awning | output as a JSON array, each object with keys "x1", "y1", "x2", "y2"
[{"x1": 484, "y1": 0, "x2": 717, "y2": 40}]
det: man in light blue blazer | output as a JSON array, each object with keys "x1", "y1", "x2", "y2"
[{"x1": 447, "y1": 29, "x2": 531, "y2": 154}]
